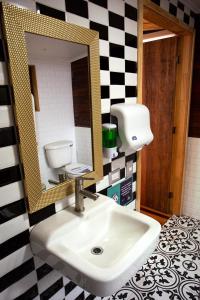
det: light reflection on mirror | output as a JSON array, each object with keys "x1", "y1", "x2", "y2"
[{"x1": 25, "y1": 33, "x2": 93, "y2": 190}]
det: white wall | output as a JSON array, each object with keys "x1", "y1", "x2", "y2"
[
  {"x1": 182, "y1": 138, "x2": 200, "y2": 218},
  {"x1": 75, "y1": 127, "x2": 93, "y2": 167},
  {"x1": 29, "y1": 56, "x2": 77, "y2": 187}
]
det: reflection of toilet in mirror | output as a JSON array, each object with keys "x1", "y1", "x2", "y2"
[{"x1": 44, "y1": 140, "x2": 92, "y2": 183}]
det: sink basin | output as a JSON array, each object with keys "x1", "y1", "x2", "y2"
[{"x1": 30, "y1": 195, "x2": 161, "y2": 296}]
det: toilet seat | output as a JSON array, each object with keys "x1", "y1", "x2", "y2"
[{"x1": 61, "y1": 163, "x2": 92, "y2": 178}]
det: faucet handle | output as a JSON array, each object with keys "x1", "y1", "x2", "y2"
[{"x1": 75, "y1": 176, "x2": 95, "y2": 188}]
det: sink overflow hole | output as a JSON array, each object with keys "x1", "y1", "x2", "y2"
[{"x1": 91, "y1": 247, "x2": 103, "y2": 255}]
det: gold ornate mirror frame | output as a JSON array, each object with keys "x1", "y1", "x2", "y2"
[{"x1": 1, "y1": 3, "x2": 103, "y2": 213}]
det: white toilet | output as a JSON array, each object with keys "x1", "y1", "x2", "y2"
[{"x1": 44, "y1": 140, "x2": 92, "y2": 178}]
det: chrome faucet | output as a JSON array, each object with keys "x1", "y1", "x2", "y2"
[
  {"x1": 75, "y1": 176, "x2": 99, "y2": 212},
  {"x1": 48, "y1": 173, "x2": 68, "y2": 185}
]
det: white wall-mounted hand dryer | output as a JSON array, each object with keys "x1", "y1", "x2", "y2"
[{"x1": 111, "y1": 103, "x2": 153, "y2": 152}]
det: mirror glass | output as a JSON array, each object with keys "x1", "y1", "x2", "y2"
[{"x1": 25, "y1": 33, "x2": 93, "y2": 190}]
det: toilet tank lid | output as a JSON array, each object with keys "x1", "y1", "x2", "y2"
[
  {"x1": 102, "y1": 123, "x2": 117, "y2": 129},
  {"x1": 44, "y1": 140, "x2": 73, "y2": 150}
]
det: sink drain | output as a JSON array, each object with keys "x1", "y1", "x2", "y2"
[{"x1": 91, "y1": 246, "x2": 104, "y2": 255}]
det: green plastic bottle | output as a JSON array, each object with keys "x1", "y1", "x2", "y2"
[{"x1": 102, "y1": 124, "x2": 118, "y2": 158}]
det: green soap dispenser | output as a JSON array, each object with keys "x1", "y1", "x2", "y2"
[{"x1": 102, "y1": 123, "x2": 118, "y2": 159}]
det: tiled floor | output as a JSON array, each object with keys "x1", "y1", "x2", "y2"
[{"x1": 111, "y1": 215, "x2": 200, "y2": 300}]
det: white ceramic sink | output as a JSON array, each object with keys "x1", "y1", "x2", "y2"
[{"x1": 30, "y1": 195, "x2": 161, "y2": 296}]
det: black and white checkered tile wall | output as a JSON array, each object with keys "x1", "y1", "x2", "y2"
[
  {"x1": 0, "y1": 0, "x2": 195, "y2": 299},
  {"x1": 151, "y1": 0, "x2": 195, "y2": 27}
]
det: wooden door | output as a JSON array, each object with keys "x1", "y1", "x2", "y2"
[
  {"x1": 141, "y1": 37, "x2": 177, "y2": 215},
  {"x1": 71, "y1": 57, "x2": 91, "y2": 128}
]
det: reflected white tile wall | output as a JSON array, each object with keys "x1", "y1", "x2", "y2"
[
  {"x1": 28, "y1": 56, "x2": 77, "y2": 186},
  {"x1": 75, "y1": 127, "x2": 93, "y2": 167}
]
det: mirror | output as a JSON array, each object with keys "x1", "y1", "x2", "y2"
[
  {"x1": 1, "y1": 3, "x2": 103, "y2": 212},
  {"x1": 25, "y1": 33, "x2": 93, "y2": 190}
]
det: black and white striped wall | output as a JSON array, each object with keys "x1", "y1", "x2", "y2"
[{"x1": 0, "y1": 0, "x2": 195, "y2": 299}]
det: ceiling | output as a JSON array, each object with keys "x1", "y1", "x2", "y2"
[
  {"x1": 143, "y1": 19, "x2": 176, "y2": 43},
  {"x1": 25, "y1": 33, "x2": 88, "y2": 61},
  {"x1": 143, "y1": 19, "x2": 163, "y2": 31}
]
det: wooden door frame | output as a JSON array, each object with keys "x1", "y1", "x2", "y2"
[{"x1": 136, "y1": 0, "x2": 195, "y2": 215}]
